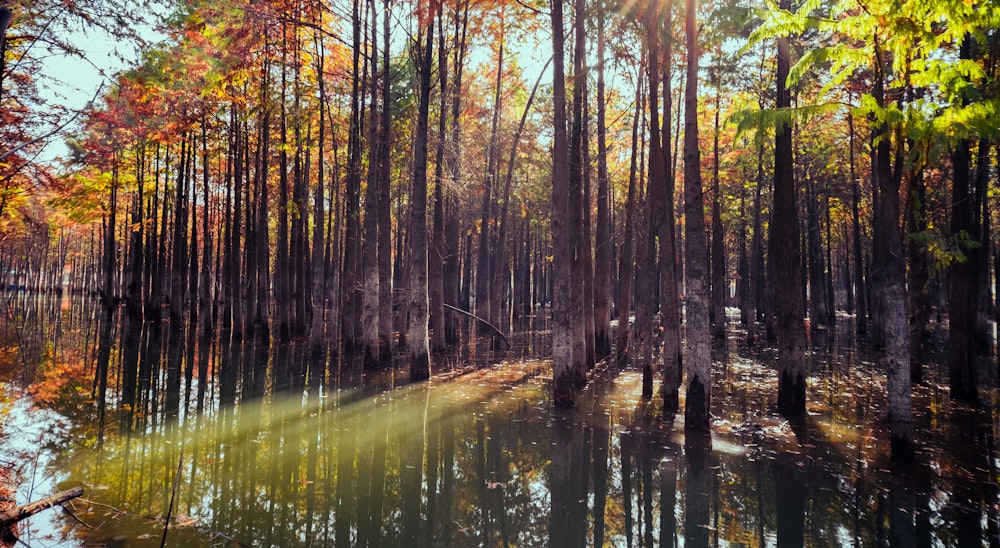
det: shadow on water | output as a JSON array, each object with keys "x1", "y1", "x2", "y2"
[{"x1": 1, "y1": 299, "x2": 1000, "y2": 546}]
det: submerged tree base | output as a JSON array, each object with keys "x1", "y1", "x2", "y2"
[
  {"x1": 684, "y1": 376, "x2": 710, "y2": 432},
  {"x1": 553, "y1": 370, "x2": 576, "y2": 408},
  {"x1": 778, "y1": 369, "x2": 806, "y2": 416},
  {"x1": 410, "y1": 352, "x2": 430, "y2": 382}
]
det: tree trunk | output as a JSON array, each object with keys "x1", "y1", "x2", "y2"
[
  {"x1": 772, "y1": 8, "x2": 806, "y2": 416},
  {"x1": 710, "y1": 85, "x2": 726, "y2": 340},
  {"x1": 568, "y1": 0, "x2": 588, "y2": 386},
  {"x1": 430, "y1": 10, "x2": 448, "y2": 356},
  {"x1": 873, "y1": 48, "x2": 913, "y2": 459},
  {"x1": 550, "y1": 0, "x2": 576, "y2": 407},
  {"x1": 407, "y1": 18, "x2": 435, "y2": 382},
  {"x1": 310, "y1": 31, "x2": 328, "y2": 359},
  {"x1": 476, "y1": 32, "x2": 504, "y2": 333},
  {"x1": 948, "y1": 37, "x2": 979, "y2": 403},
  {"x1": 276, "y1": 37, "x2": 292, "y2": 343},
  {"x1": 637, "y1": 0, "x2": 662, "y2": 398},
  {"x1": 683, "y1": 0, "x2": 711, "y2": 433},
  {"x1": 342, "y1": 0, "x2": 365, "y2": 355},
  {"x1": 593, "y1": 6, "x2": 612, "y2": 360},
  {"x1": 361, "y1": 0, "x2": 382, "y2": 369},
  {"x1": 377, "y1": 0, "x2": 394, "y2": 365},
  {"x1": 906, "y1": 168, "x2": 929, "y2": 383},
  {"x1": 199, "y1": 113, "x2": 213, "y2": 337},
  {"x1": 849, "y1": 111, "x2": 867, "y2": 336},
  {"x1": 443, "y1": 0, "x2": 469, "y2": 345},
  {"x1": 974, "y1": 139, "x2": 992, "y2": 353},
  {"x1": 616, "y1": 80, "x2": 643, "y2": 366},
  {"x1": 96, "y1": 164, "x2": 119, "y2": 445},
  {"x1": 746, "y1": 143, "x2": 764, "y2": 346},
  {"x1": 806, "y1": 176, "x2": 829, "y2": 326}
]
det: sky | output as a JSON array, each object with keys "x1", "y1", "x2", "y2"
[{"x1": 33, "y1": 4, "x2": 166, "y2": 165}]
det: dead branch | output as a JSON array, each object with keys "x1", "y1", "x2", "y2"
[{"x1": 0, "y1": 487, "x2": 84, "y2": 530}]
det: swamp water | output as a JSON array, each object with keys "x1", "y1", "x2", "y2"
[{"x1": 1, "y1": 296, "x2": 999, "y2": 546}]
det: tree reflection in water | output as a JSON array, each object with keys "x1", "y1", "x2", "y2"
[{"x1": 1, "y1": 305, "x2": 999, "y2": 546}]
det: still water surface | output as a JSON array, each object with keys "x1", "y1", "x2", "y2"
[{"x1": 1, "y1": 298, "x2": 999, "y2": 546}]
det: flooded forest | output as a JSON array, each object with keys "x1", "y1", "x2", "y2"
[{"x1": 1, "y1": 0, "x2": 999, "y2": 546}]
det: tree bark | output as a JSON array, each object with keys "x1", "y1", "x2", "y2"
[
  {"x1": 711, "y1": 83, "x2": 726, "y2": 340},
  {"x1": 683, "y1": 0, "x2": 711, "y2": 433},
  {"x1": 746, "y1": 143, "x2": 765, "y2": 346},
  {"x1": 873, "y1": 44, "x2": 914, "y2": 459},
  {"x1": 407, "y1": 17, "x2": 435, "y2": 382},
  {"x1": 849, "y1": 111, "x2": 867, "y2": 336},
  {"x1": 0, "y1": 487, "x2": 84, "y2": 531},
  {"x1": 568, "y1": 0, "x2": 588, "y2": 386},
  {"x1": 430, "y1": 10, "x2": 448, "y2": 356},
  {"x1": 593, "y1": 6, "x2": 612, "y2": 360},
  {"x1": 550, "y1": 0, "x2": 576, "y2": 407},
  {"x1": 476, "y1": 30, "x2": 504, "y2": 334},
  {"x1": 906, "y1": 168, "x2": 928, "y2": 383},
  {"x1": 772, "y1": 6, "x2": 807, "y2": 416},
  {"x1": 948, "y1": 37, "x2": 979, "y2": 403},
  {"x1": 806, "y1": 176, "x2": 829, "y2": 326},
  {"x1": 361, "y1": 0, "x2": 382, "y2": 369}
]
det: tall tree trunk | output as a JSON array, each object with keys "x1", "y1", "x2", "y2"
[
  {"x1": 377, "y1": 0, "x2": 394, "y2": 364},
  {"x1": 408, "y1": 17, "x2": 435, "y2": 382},
  {"x1": 291, "y1": 29, "x2": 310, "y2": 339},
  {"x1": 255, "y1": 54, "x2": 272, "y2": 342},
  {"x1": 873, "y1": 44, "x2": 914, "y2": 459},
  {"x1": 342, "y1": 0, "x2": 365, "y2": 355},
  {"x1": 550, "y1": 0, "x2": 576, "y2": 407},
  {"x1": 593, "y1": 5, "x2": 612, "y2": 361},
  {"x1": 170, "y1": 137, "x2": 189, "y2": 330},
  {"x1": 683, "y1": 0, "x2": 711, "y2": 433},
  {"x1": 568, "y1": 0, "x2": 588, "y2": 385},
  {"x1": 772, "y1": 5, "x2": 806, "y2": 416},
  {"x1": 974, "y1": 139, "x2": 992, "y2": 353},
  {"x1": 122, "y1": 155, "x2": 144, "y2": 424},
  {"x1": 746, "y1": 142, "x2": 765, "y2": 346},
  {"x1": 948, "y1": 37, "x2": 979, "y2": 403},
  {"x1": 660, "y1": 11, "x2": 681, "y2": 408},
  {"x1": 710, "y1": 82, "x2": 726, "y2": 340},
  {"x1": 430, "y1": 10, "x2": 448, "y2": 356},
  {"x1": 616, "y1": 80, "x2": 643, "y2": 366},
  {"x1": 906, "y1": 167, "x2": 929, "y2": 383},
  {"x1": 199, "y1": 114, "x2": 213, "y2": 337},
  {"x1": 443, "y1": 0, "x2": 469, "y2": 345},
  {"x1": 310, "y1": 30, "x2": 328, "y2": 359},
  {"x1": 581, "y1": 82, "x2": 596, "y2": 370},
  {"x1": 476, "y1": 28, "x2": 504, "y2": 333},
  {"x1": 638, "y1": 0, "x2": 663, "y2": 398},
  {"x1": 277, "y1": 34, "x2": 292, "y2": 343},
  {"x1": 806, "y1": 176, "x2": 829, "y2": 326},
  {"x1": 96, "y1": 163, "x2": 119, "y2": 446},
  {"x1": 849, "y1": 111, "x2": 867, "y2": 335},
  {"x1": 361, "y1": 0, "x2": 382, "y2": 369},
  {"x1": 824, "y1": 180, "x2": 835, "y2": 323}
]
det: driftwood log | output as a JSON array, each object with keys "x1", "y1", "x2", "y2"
[{"x1": 0, "y1": 487, "x2": 84, "y2": 530}]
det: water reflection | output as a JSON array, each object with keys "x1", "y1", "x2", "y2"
[{"x1": 1, "y1": 301, "x2": 1000, "y2": 546}]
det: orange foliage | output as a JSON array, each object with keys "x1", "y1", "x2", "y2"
[{"x1": 28, "y1": 349, "x2": 90, "y2": 410}]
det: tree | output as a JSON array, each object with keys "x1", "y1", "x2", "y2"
[
  {"x1": 550, "y1": 0, "x2": 577, "y2": 407},
  {"x1": 768, "y1": 0, "x2": 806, "y2": 416},
  {"x1": 407, "y1": 2, "x2": 436, "y2": 382},
  {"x1": 592, "y1": 0, "x2": 612, "y2": 361},
  {"x1": 683, "y1": 0, "x2": 711, "y2": 433}
]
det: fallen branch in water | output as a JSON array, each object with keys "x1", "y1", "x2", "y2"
[
  {"x1": 443, "y1": 303, "x2": 511, "y2": 350},
  {"x1": 0, "y1": 487, "x2": 84, "y2": 530}
]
